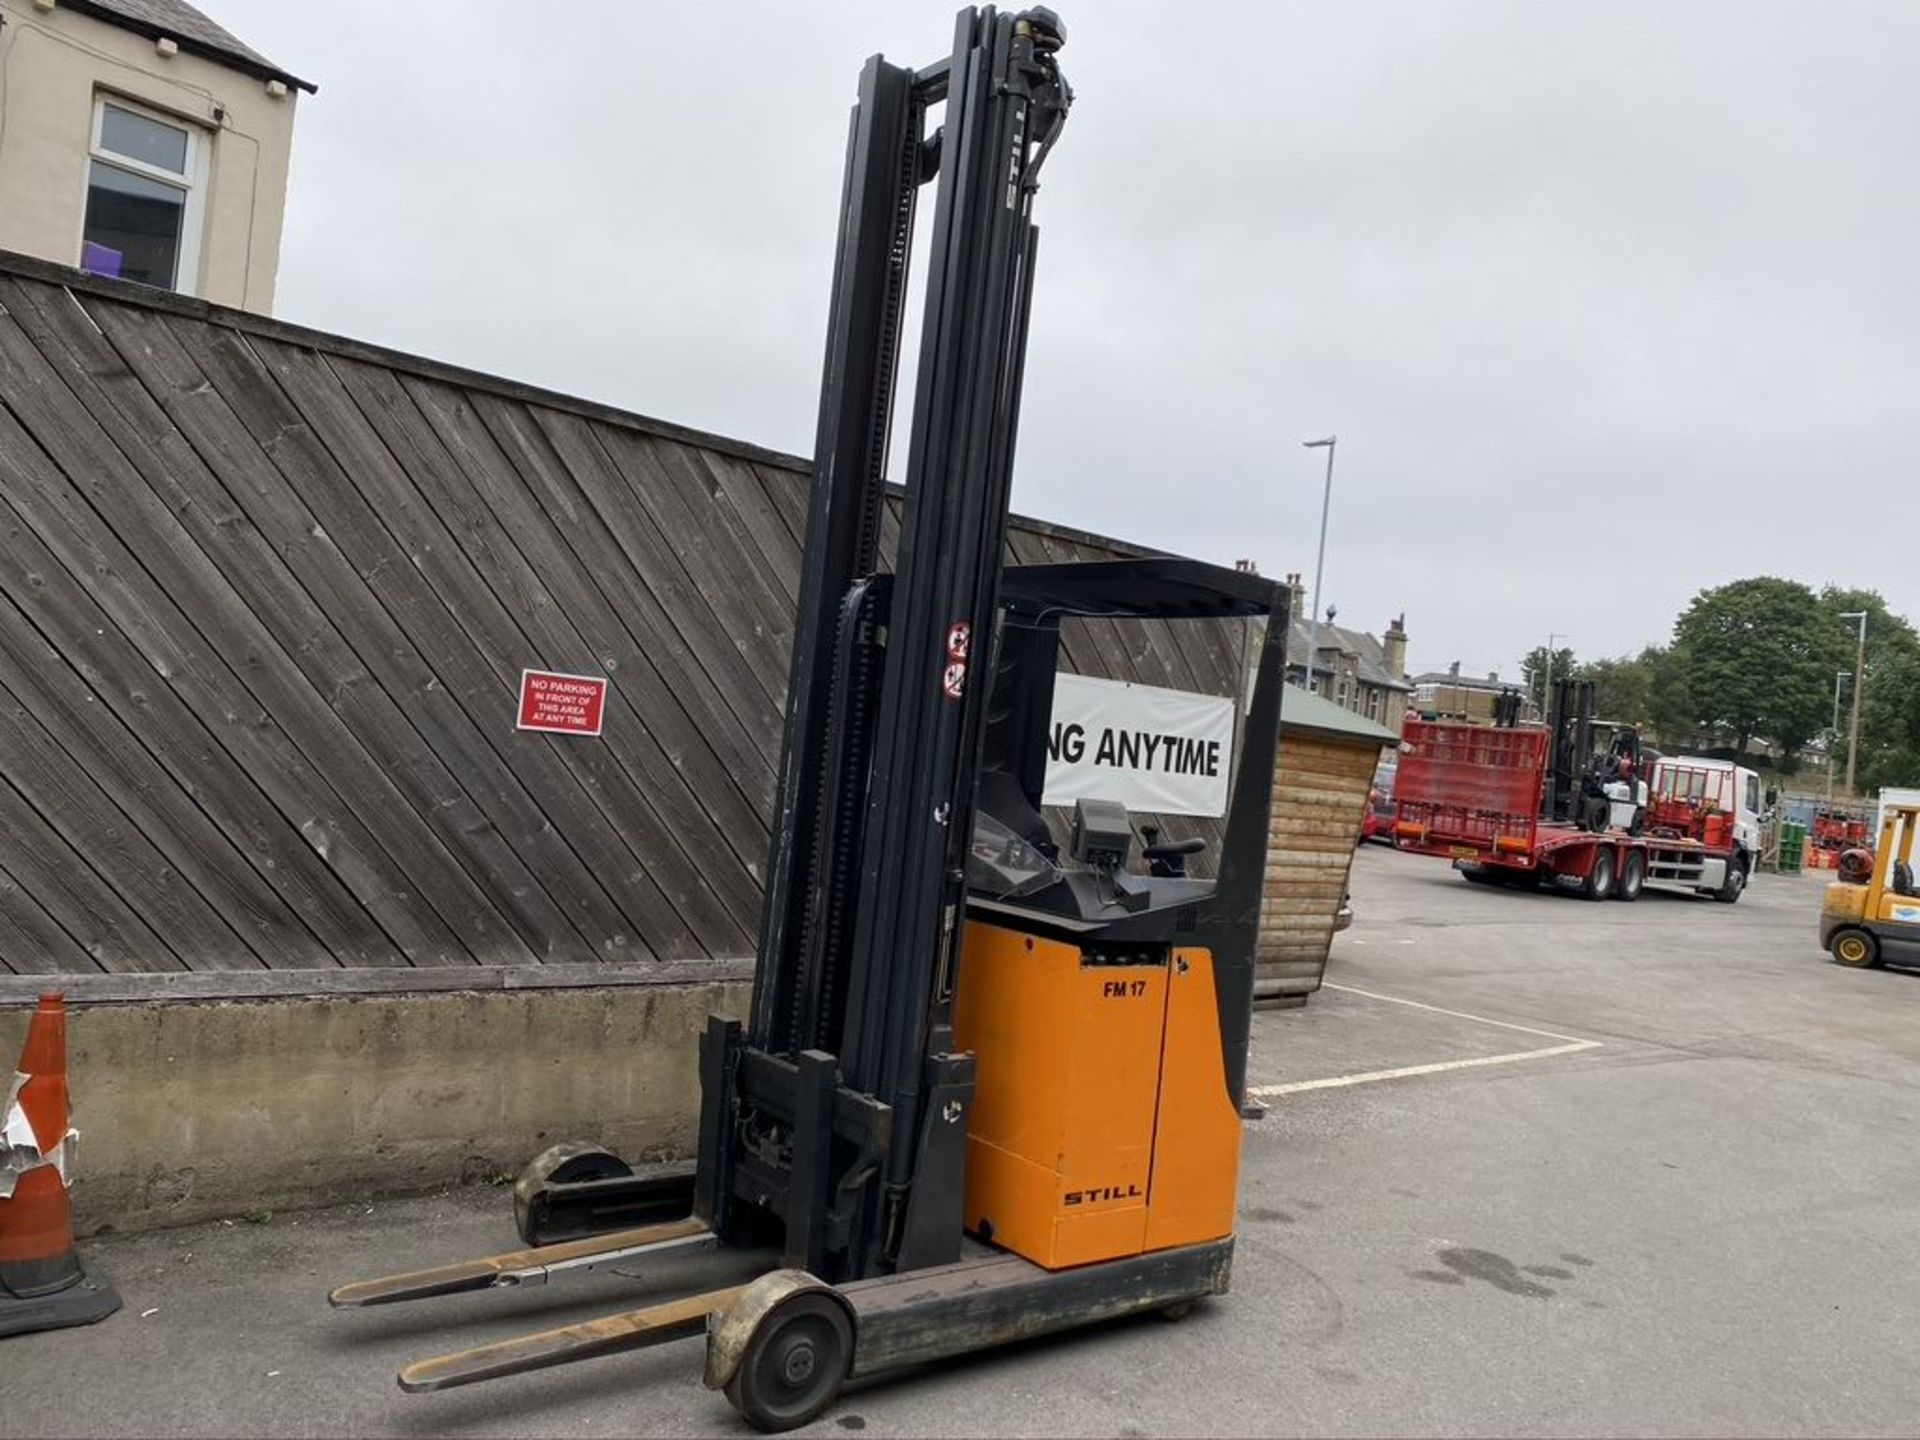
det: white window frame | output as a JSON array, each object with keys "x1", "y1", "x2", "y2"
[
  {"x1": 1368, "y1": 689, "x2": 1383, "y2": 722},
  {"x1": 81, "y1": 93, "x2": 208, "y2": 297}
]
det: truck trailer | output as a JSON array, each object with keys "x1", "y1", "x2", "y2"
[{"x1": 1393, "y1": 711, "x2": 1763, "y2": 903}]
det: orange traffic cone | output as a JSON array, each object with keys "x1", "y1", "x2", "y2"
[{"x1": 0, "y1": 992, "x2": 119, "y2": 1337}]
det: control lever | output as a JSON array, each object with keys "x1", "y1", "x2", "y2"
[{"x1": 1139, "y1": 825, "x2": 1207, "y2": 878}]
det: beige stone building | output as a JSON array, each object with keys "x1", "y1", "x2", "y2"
[
  {"x1": 1276, "y1": 571, "x2": 1412, "y2": 733},
  {"x1": 1409, "y1": 660, "x2": 1531, "y2": 723},
  {"x1": 0, "y1": 0, "x2": 312, "y2": 312}
]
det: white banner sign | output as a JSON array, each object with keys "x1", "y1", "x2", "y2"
[{"x1": 1041, "y1": 673, "x2": 1235, "y2": 818}]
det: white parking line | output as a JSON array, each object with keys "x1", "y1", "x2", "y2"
[
  {"x1": 1247, "y1": 982, "x2": 1601, "y2": 1099},
  {"x1": 1320, "y1": 981, "x2": 1593, "y2": 1045},
  {"x1": 1249, "y1": 1042, "x2": 1599, "y2": 1097}
]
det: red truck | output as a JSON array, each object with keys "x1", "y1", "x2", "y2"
[{"x1": 1391, "y1": 718, "x2": 1761, "y2": 902}]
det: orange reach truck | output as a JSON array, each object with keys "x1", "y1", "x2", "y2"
[{"x1": 330, "y1": 9, "x2": 1288, "y2": 1431}]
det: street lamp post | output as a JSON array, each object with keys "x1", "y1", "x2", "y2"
[
  {"x1": 1302, "y1": 436, "x2": 1337, "y2": 695},
  {"x1": 1541, "y1": 632, "x2": 1568, "y2": 721},
  {"x1": 1838, "y1": 611, "x2": 1867, "y2": 795},
  {"x1": 1827, "y1": 669, "x2": 1851, "y2": 804}
]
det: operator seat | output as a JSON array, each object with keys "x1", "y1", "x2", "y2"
[{"x1": 1895, "y1": 859, "x2": 1916, "y2": 897}]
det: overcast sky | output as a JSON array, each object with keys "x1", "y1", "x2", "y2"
[{"x1": 220, "y1": 0, "x2": 1919, "y2": 680}]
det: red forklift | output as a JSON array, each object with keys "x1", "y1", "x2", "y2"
[{"x1": 329, "y1": 9, "x2": 1288, "y2": 1430}]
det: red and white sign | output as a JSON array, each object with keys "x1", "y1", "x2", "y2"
[
  {"x1": 517, "y1": 669, "x2": 608, "y2": 737},
  {"x1": 942, "y1": 620, "x2": 971, "y2": 700}
]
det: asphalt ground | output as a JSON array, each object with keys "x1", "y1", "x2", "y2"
[{"x1": 9, "y1": 846, "x2": 1920, "y2": 1438}]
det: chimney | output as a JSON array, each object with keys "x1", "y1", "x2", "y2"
[
  {"x1": 1284, "y1": 572, "x2": 1308, "y2": 626},
  {"x1": 1382, "y1": 612, "x2": 1407, "y2": 681},
  {"x1": 1448, "y1": 660, "x2": 1460, "y2": 678},
  {"x1": 1487, "y1": 671, "x2": 1498, "y2": 684}
]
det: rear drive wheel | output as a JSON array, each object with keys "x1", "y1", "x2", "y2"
[
  {"x1": 1830, "y1": 928, "x2": 1881, "y2": 968},
  {"x1": 512, "y1": 1141, "x2": 632, "y2": 1246},
  {"x1": 1715, "y1": 855, "x2": 1748, "y2": 904},
  {"x1": 1615, "y1": 849, "x2": 1645, "y2": 902},
  {"x1": 1582, "y1": 848, "x2": 1616, "y2": 901},
  {"x1": 725, "y1": 1291, "x2": 852, "y2": 1433}
]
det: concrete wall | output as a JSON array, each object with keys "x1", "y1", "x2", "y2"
[
  {"x1": 0, "y1": 0, "x2": 299, "y2": 310},
  {"x1": 0, "y1": 977, "x2": 751, "y2": 1235}
]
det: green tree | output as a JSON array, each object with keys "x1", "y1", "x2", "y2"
[
  {"x1": 1853, "y1": 648, "x2": 1920, "y2": 791},
  {"x1": 1671, "y1": 577, "x2": 1831, "y2": 761},
  {"x1": 1642, "y1": 645, "x2": 1696, "y2": 749},
  {"x1": 1520, "y1": 645, "x2": 1577, "y2": 707},
  {"x1": 1819, "y1": 587, "x2": 1920, "y2": 662},
  {"x1": 1819, "y1": 587, "x2": 1920, "y2": 787},
  {"x1": 1580, "y1": 652, "x2": 1655, "y2": 728}
]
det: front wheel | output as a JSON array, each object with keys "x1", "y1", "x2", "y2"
[
  {"x1": 1715, "y1": 856, "x2": 1748, "y2": 904},
  {"x1": 725, "y1": 1291, "x2": 852, "y2": 1433},
  {"x1": 1830, "y1": 928, "x2": 1881, "y2": 968},
  {"x1": 1581, "y1": 847, "x2": 1616, "y2": 901}
]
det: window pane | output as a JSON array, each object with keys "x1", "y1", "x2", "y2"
[
  {"x1": 100, "y1": 103, "x2": 189, "y2": 174},
  {"x1": 82, "y1": 161, "x2": 183, "y2": 289}
]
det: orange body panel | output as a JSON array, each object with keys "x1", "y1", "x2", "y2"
[
  {"x1": 1143, "y1": 947, "x2": 1244, "y2": 1251},
  {"x1": 952, "y1": 920, "x2": 1243, "y2": 1270}
]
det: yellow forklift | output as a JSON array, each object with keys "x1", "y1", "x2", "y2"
[
  {"x1": 1822, "y1": 801, "x2": 1920, "y2": 969},
  {"x1": 329, "y1": 8, "x2": 1287, "y2": 1430}
]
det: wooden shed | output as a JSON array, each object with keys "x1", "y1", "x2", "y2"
[{"x1": 1256, "y1": 685, "x2": 1399, "y2": 1007}]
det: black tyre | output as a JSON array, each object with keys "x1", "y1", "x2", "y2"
[
  {"x1": 1616, "y1": 849, "x2": 1645, "y2": 902},
  {"x1": 1830, "y1": 928, "x2": 1880, "y2": 968},
  {"x1": 1582, "y1": 848, "x2": 1615, "y2": 901},
  {"x1": 1582, "y1": 795, "x2": 1611, "y2": 833},
  {"x1": 725, "y1": 1291, "x2": 852, "y2": 1433},
  {"x1": 1715, "y1": 855, "x2": 1748, "y2": 904},
  {"x1": 1461, "y1": 866, "x2": 1498, "y2": 886}
]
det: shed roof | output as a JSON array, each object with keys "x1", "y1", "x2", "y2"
[
  {"x1": 64, "y1": 0, "x2": 316, "y2": 92},
  {"x1": 1280, "y1": 684, "x2": 1399, "y2": 747}
]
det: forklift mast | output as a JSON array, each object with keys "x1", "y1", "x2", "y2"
[
  {"x1": 697, "y1": 7, "x2": 1074, "y2": 1282},
  {"x1": 331, "y1": 16, "x2": 1293, "y2": 1415}
]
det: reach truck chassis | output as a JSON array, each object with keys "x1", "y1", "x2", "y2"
[{"x1": 330, "y1": 9, "x2": 1287, "y2": 1430}]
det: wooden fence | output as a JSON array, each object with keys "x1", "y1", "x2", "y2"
[{"x1": 0, "y1": 252, "x2": 1244, "y2": 987}]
